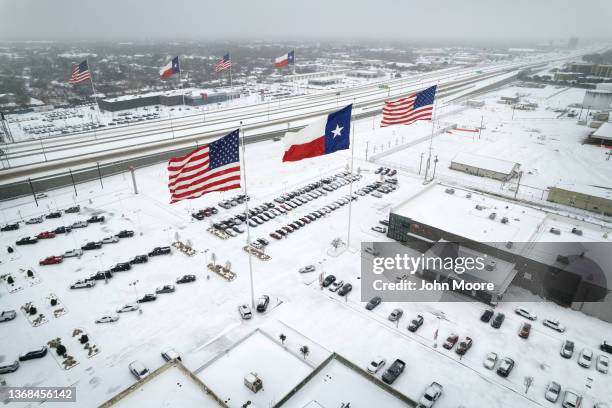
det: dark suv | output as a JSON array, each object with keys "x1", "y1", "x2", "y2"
[
  {"x1": 322, "y1": 275, "x2": 336, "y2": 287},
  {"x1": 19, "y1": 346, "x2": 48, "y2": 361},
  {"x1": 149, "y1": 246, "x2": 171, "y2": 257},
  {"x1": 480, "y1": 309, "x2": 494, "y2": 322},
  {"x1": 382, "y1": 359, "x2": 406, "y2": 384},
  {"x1": 176, "y1": 274, "x2": 196, "y2": 284},
  {"x1": 130, "y1": 255, "x2": 148, "y2": 264},
  {"x1": 110, "y1": 263, "x2": 131, "y2": 272},
  {"x1": 257, "y1": 295, "x2": 270, "y2": 312},
  {"x1": 491, "y1": 313, "x2": 505, "y2": 329}
]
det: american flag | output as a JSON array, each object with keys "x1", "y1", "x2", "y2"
[
  {"x1": 167, "y1": 130, "x2": 241, "y2": 203},
  {"x1": 214, "y1": 53, "x2": 231, "y2": 73},
  {"x1": 381, "y1": 85, "x2": 437, "y2": 127},
  {"x1": 69, "y1": 60, "x2": 92, "y2": 84}
]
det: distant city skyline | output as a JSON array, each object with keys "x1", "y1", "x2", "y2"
[{"x1": 1, "y1": 0, "x2": 611, "y2": 42}]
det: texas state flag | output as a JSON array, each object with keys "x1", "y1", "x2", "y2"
[
  {"x1": 282, "y1": 105, "x2": 352, "y2": 162},
  {"x1": 274, "y1": 50, "x2": 295, "y2": 68},
  {"x1": 160, "y1": 56, "x2": 180, "y2": 79}
]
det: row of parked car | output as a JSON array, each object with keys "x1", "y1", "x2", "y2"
[
  {"x1": 1, "y1": 205, "x2": 82, "y2": 232},
  {"x1": 69, "y1": 246, "x2": 171, "y2": 289},
  {"x1": 321, "y1": 274, "x2": 353, "y2": 296},
  {"x1": 374, "y1": 167, "x2": 397, "y2": 177},
  {"x1": 0, "y1": 345, "x2": 49, "y2": 375},
  {"x1": 238, "y1": 295, "x2": 271, "y2": 319},
  {"x1": 356, "y1": 179, "x2": 398, "y2": 198},
  {"x1": 15, "y1": 214, "x2": 106, "y2": 246},
  {"x1": 218, "y1": 194, "x2": 250, "y2": 209}
]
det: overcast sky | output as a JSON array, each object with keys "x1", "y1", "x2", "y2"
[{"x1": 1, "y1": 0, "x2": 611, "y2": 43}]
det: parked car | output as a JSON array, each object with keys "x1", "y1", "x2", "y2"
[
  {"x1": 238, "y1": 304, "x2": 252, "y2": 320},
  {"x1": 39, "y1": 255, "x2": 63, "y2": 265},
  {"x1": 0, "y1": 310, "x2": 17, "y2": 322},
  {"x1": 561, "y1": 389, "x2": 581, "y2": 408},
  {"x1": 483, "y1": 352, "x2": 498, "y2": 370},
  {"x1": 16, "y1": 236, "x2": 38, "y2": 245},
  {"x1": 382, "y1": 359, "x2": 406, "y2": 384},
  {"x1": 561, "y1": 340, "x2": 575, "y2": 358},
  {"x1": 110, "y1": 262, "x2": 131, "y2": 272},
  {"x1": 116, "y1": 230, "x2": 135, "y2": 238},
  {"x1": 46, "y1": 211, "x2": 62, "y2": 219},
  {"x1": 367, "y1": 356, "x2": 386, "y2": 374},
  {"x1": 257, "y1": 295, "x2": 270, "y2": 312},
  {"x1": 0, "y1": 360, "x2": 19, "y2": 374},
  {"x1": 137, "y1": 294, "x2": 157, "y2": 303},
  {"x1": 329, "y1": 280, "x2": 344, "y2": 292},
  {"x1": 578, "y1": 348, "x2": 593, "y2": 368},
  {"x1": 70, "y1": 280, "x2": 95, "y2": 289},
  {"x1": 496, "y1": 357, "x2": 514, "y2": 377},
  {"x1": 1, "y1": 223, "x2": 19, "y2": 231},
  {"x1": 102, "y1": 235, "x2": 120, "y2": 244},
  {"x1": 19, "y1": 346, "x2": 48, "y2": 361},
  {"x1": 117, "y1": 304, "x2": 139, "y2": 313},
  {"x1": 371, "y1": 226, "x2": 387, "y2": 233},
  {"x1": 408, "y1": 314, "x2": 424, "y2": 332},
  {"x1": 53, "y1": 226, "x2": 71, "y2": 234},
  {"x1": 130, "y1": 255, "x2": 148, "y2": 264},
  {"x1": 36, "y1": 231, "x2": 56, "y2": 239},
  {"x1": 25, "y1": 216, "x2": 44, "y2": 224},
  {"x1": 299, "y1": 265, "x2": 316, "y2": 274},
  {"x1": 176, "y1": 274, "x2": 196, "y2": 284},
  {"x1": 81, "y1": 241, "x2": 102, "y2": 250},
  {"x1": 89, "y1": 271, "x2": 113, "y2": 280},
  {"x1": 515, "y1": 307, "x2": 537, "y2": 321},
  {"x1": 456, "y1": 337, "x2": 473, "y2": 355},
  {"x1": 95, "y1": 315, "x2": 119, "y2": 324},
  {"x1": 491, "y1": 312, "x2": 505, "y2": 329},
  {"x1": 161, "y1": 348, "x2": 181, "y2": 362},
  {"x1": 543, "y1": 319, "x2": 566, "y2": 332},
  {"x1": 366, "y1": 296, "x2": 382, "y2": 310},
  {"x1": 71, "y1": 221, "x2": 88, "y2": 229},
  {"x1": 388, "y1": 308, "x2": 404, "y2": 322},
  {"x1": 87, "y1": 215, "x2": 105, "y2": 223},
  {"x1": 338, "y1": 283, "x2": 352, "y2": 296},
  {"x1": 417, "y1": 382, "x2": 443, "y2": 408},
  {"x1": 600, "y1": 341, "x2": 612, "y2": 354},
  {"x1": 596, "y1": 354, "x2": 609, "y2": 374},
  {"x1": 149, "y1": 246, "x2": 171, "y2": 256},
  {"x1": 129, "y1": 361, "x2": 150, "y2": 380},
  {"x1": 63, "y1": 248, "x2": 83, "y2": 258},
  {"x1": 443, "y1": 334, "x2": 459, "y2": 350},
  {"x1": 545, "y1": 381, "x2": 562, "y2": 403},
  {"x1": 64, "y1": 205, "x2": 80, "y2": 213},
  {"x1": 322, "y1": 275, "x2": 336, "y2": 287},
  {"x1": 156, "y1": 284, "x2": 175, "y2": 294},
  {"x1": 519, "y1": 322, "x2": 532, "y2": 339}
]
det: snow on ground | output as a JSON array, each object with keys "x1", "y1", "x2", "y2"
[{"x1": 1, "y1": 81, "x2": 612, "y2": 408}]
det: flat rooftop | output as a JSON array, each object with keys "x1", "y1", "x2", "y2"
[
  {"x1": 196, "y1": 330, "x2": 313, "y2": 408},
  {"x1": 451, "y1": 151, "x2": 519, "y2": 174}
]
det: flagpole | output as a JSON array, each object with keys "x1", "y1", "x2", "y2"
[
  {"x1": 423, "y1": 82, "x2": 439, "y2": 182},
  {"x1": 346, "y1": 119, "x2": 356, "y2": 249},
  {"x1": 87, "y1": 59, "x2": 100, "y2": 140},
  {"x1": 240, "y1": 121, "x2": 256, "y2": 308},
  {"x1": 178, "y1": 57, "x2": 185, "y2": 106},
  {"x1": 229, "y1": 53, "x2": 233, "y2": 105}
]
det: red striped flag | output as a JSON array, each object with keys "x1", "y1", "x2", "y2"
[
  {"x1": 69, "y1": 60, "x2": 92, "y2": 84},
  {"x1": 381, "y1": 85, "x2": 437, "y2": 127},
  {"x1": 214, "y1": 53, "x2": 231, "y2": 73},
  {"x1": 167, "y1": 130, "x2": 241, "y2": 203}
]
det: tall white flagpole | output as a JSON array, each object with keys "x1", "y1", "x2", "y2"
[
  {"x1": 229, "y1": 53, "x2": 233, "y2": 104},
  {"x1": 423, "y1": 82, "x2": 439, "y2": 182},
  {"x1": 86, "y1": 59, "x2": 100, "y2": 140},
  {"x1": 346, "y1": 119, "x2": 356, "y2": 249},
  {"x1": 239, "y1": 121, "x2": 256, "y2": 308},
  {"x1": 178, "y1": 57, "x2": 185, "y2": 106}
]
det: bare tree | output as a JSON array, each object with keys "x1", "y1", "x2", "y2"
[
  {"x1": 299, "y1": 345, "x2": 310, "y2": 360},
  {"x1": 524, "y1": 376, "x2": 533, "y2": 394},
  {"x1": 279, "y1": 333, "x2": 287, "y2": 345}
]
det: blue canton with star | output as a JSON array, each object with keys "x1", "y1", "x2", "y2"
[
  {"x1": 324, "y1": 104, "x2": 352, "y2": 155},
  {"x1": 209, "y1": 129, "x2": 240, "y2": 169}
]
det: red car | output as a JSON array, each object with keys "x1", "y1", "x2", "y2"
[
  {"x1": 456, "y1": 336, "x2": 473, "y2": 355},
  {"x1": 39, "y1": 255, "x2": 63, "y2": 265},
  {"x1": 36, "y1": 231, "x2": 56, "y2": 239},
  {"x1": 519, "y1": 323, "x2": 532, "y2": 339},
  {"x1": 443, "y1": 333, "x2": 459, "y2": 350}
]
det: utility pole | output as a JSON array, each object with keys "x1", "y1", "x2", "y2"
[
  {"x1": 514, "y1": 171, "x2": 523, "y2": 199},
  {"x1": 478, "y1": 115, "x2": 484, "y2": 140},
  {"x1": 129, "y1": 166, "x2": 138, "y2": 194}
]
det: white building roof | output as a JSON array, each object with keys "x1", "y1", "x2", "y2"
[
  {"x1": 592, "y1": 122, "x2": 612, "y2": 141},
  {"x1": 451, "y1": 152, "x2": 519, "y2": 175}
]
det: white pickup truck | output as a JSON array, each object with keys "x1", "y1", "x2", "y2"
[{"x1": 417, "y1": 382, "x2": 443, "y2": 408}]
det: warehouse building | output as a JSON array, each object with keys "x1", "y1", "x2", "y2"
[
  {"x1": 583, "y1": 89, "x2": 612, "y2": 110},
  {"x1": 547, "y1": 183, "x2": 612, "y2": 216},
  {"x1": 450, "y1": 152, "x2": 520, "y2": 181},
  {"x1": 98, "y1": 89, "x2": 237, "y2": 112}
]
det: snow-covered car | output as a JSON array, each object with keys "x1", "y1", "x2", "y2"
[
  {"x1": 388, "y1": 308, "x2": 404, "y2": 322},
  {"x1": 256, "y1": 295, "x2": 270, "y2": 312},
  {"x1": 596, "y1": 354, "x2": 609, "y2": 374},
  {"x1": 496, "y1": 357, "x2": 514, "y2": 377},
  {"x1": 366, "y1": 356, "x2": 386, "y2": 374},
  {"x1": 129, "y1": 360, "x2": 150, "y2": 380},
  {"x1": 371, "y1": 226, "x2": 386, "y2": 233},
  {"x1": 39, "y1": 255, "x2": 63, "y2": 265},
  {"x1": 366, "y1": 296, "x2": 382, "y2": 310},
  {"x1": 0, "y1": 360, "x2": 19, "y2": 374},
  {"x1": 483, "y1": 352, "x2": 498, "y2": 369},
  {"x1": 116, "y1": 230, "x2": 135, "y2": 238},
  {"x1": 543, "y1": 319, "x2": 566, "y2": 332},
  {"x1": 63, "y1": 248, "x2": 83, "y2": 258},
  {"x1": 25, "y1": 216, "x2": 44, "y2": 224},
  {"x1": 561, "y1": 339, "x2": 575, "y2": 358},
  {"x1": 443, "y1": 334, "x2": 459, "y2": 350},
  {"x1": 382, "y1": 359, "x2": 405, "y2": 384},
  {"x1": 514, "y1": 307, "x2": 537, "y2": 321},
  {"x1": 417, "y1": 382, "x2": 443, "y2": 408},
  {"x1": 1, "y1": 223, "x2": 19, "y2": 231},
  {"x1": 87, "y1": 215, "x2": 105, "y2": 223},
  {"x1": 156, "y1": 285, "x2": 175, "y2": 294},
  {"x1": 71, "y1": 221, "x2": 88, "y2": 229},
  {"x1": 116, "y1": 304, "x2": 139, "y2": 313},
  {"x1": 70, "y1": 280, "x2": 95, "y2": 289},
  {"x1": 408, "y1": 314, "x2": 424, "y2": 332},
  {"x1": 329, "y1": 280, "x2": 344, "y2": 292},
  {"x1": 161, "y1": 348, "x2": 181, "y2": 362},
  {"x1": 0, "y1": 310, "x2": 17, "y2": 322},
  {"x1": 545, "y1": 381, "x2": 561, "y2": 403},
  {"x1": 16, "y1": 236, "x2": 37, "y2": 245},
  {"x1": 456, "y1": 337, "x2": 473, "y2": 355},
  {"x1": 81, "y1": 241, "x2": 103, "y2": 250},
  {"x1": 176, "y1": 274, "x2": 196, "y2": 284},
  {"x1": 578, "y1": 348, "x2": 593, "y2": 368},
  {"x1": 137, "y1": 294, "x2": 157, "y2": 303},
  {"x1": 102, "y1": 235, "x2": 119, "y2": 244},
  {"x1": 46, "y1": 211, "x2": 62, "y2": 219},
  {"x1": 562, "y1": 389, "x2": 580, "y2": 408},
  {"x1": 19, "y1": 346, "x2": 47, "y2": 361},
  {"x1": 95, "y1": 315, "x2": 119, "y2": 323},
  {"x1": 36, "y1": 231, "x2": 56, "y2": 239},
  {"x1": 299, "y1": 265, "x2": 316, "y2": 274},
  {"x1": 64, "y1": 205, "x2": 80, "y2": 213},
  {"x1": 238, "y1": 304, "x2": 252, "y2": 320}
]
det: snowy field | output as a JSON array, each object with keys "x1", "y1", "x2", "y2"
[{"x1": 1, "y1": 80, "x2": 612, "y2": 407}]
